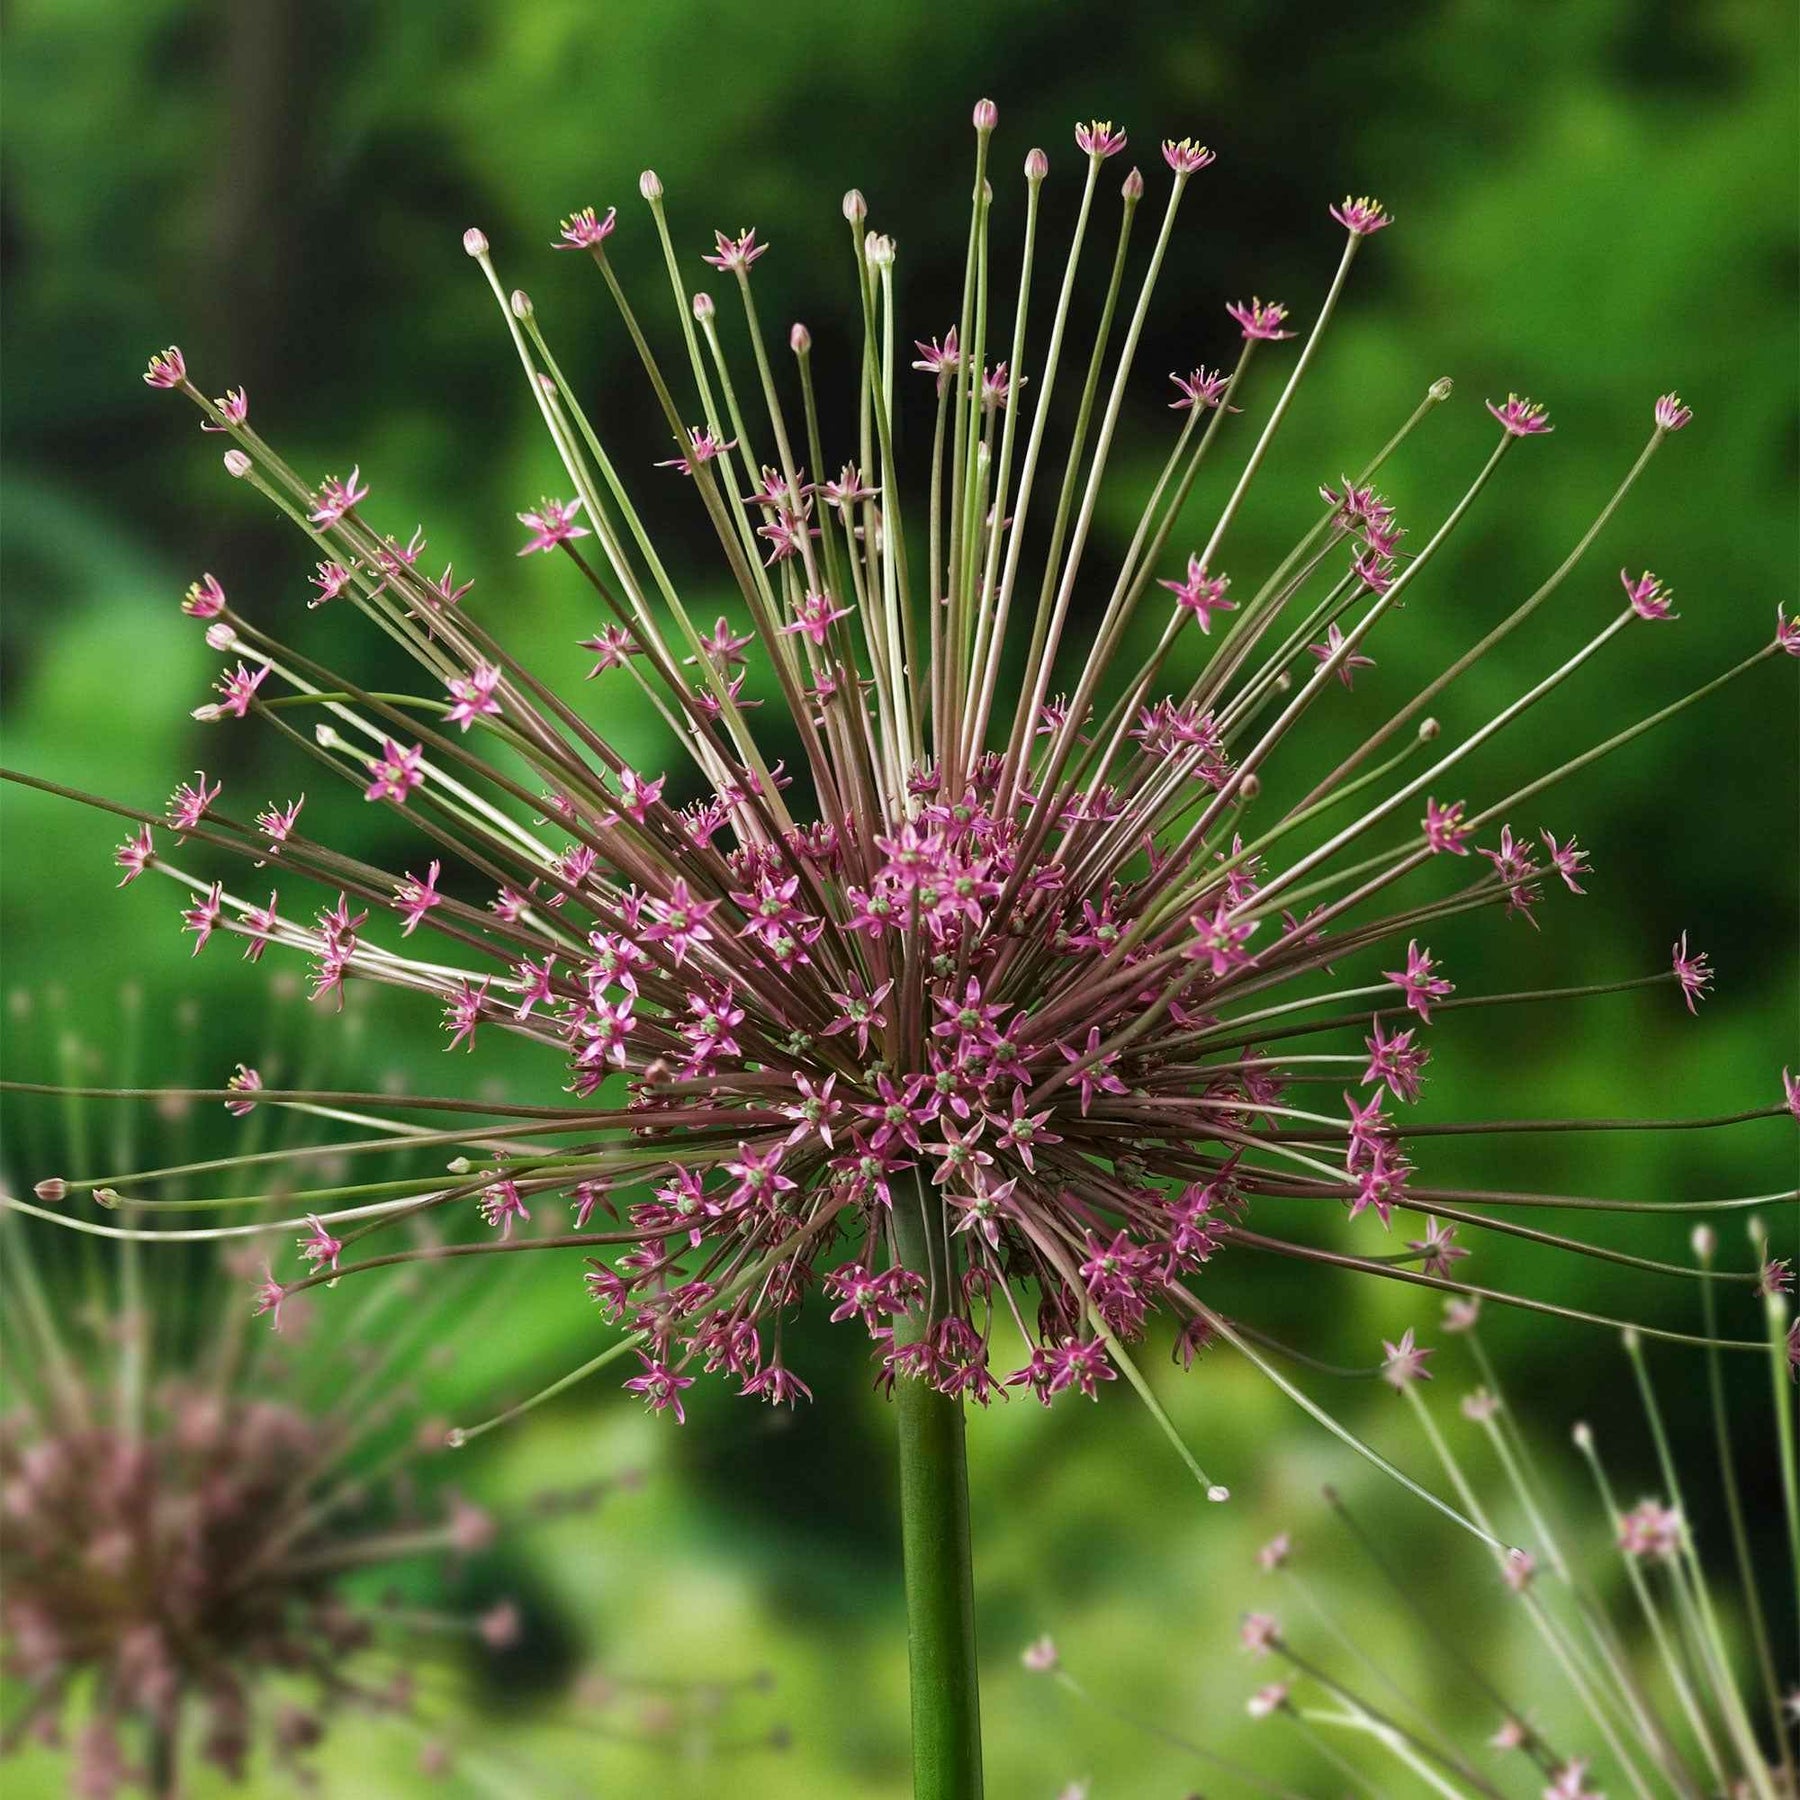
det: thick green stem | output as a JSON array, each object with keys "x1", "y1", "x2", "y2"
[
  {"x1": 892, "y1": 1188, "x2": 984, "y2": 1799},
  {"x1": 148, "y1": 1716, "x2": 178, "y2": 1800}
]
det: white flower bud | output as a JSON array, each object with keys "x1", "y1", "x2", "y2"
[
  {"x1": 462, "y1": 227, "x2": 489, "y2": 257},
  {"x1": 638, "y1": 169, "x2": 663, "y2": 201}
]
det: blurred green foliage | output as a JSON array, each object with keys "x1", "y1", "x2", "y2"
[{"x1": 2, "y1": 1, "x2": 1795, "y2": 1792}]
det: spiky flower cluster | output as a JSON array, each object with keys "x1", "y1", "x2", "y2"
[
  {"x1": 28, "y1": 101, "x2": 1796, "y2": 1438},
  {"x1": 0, "y1": 1381, "x2": 503, "y2": 1791},
  {"x1": 0, "y1": 989, "x2": 778, "y2": 1795}
]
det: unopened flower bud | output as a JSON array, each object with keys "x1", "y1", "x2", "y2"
[
  {"x1": 789, "y1": 322, "x2": 811, "y2": 355},
  {"x1": 1429, "y1": 376, "x2": 1455, "y2": 403},
  {"x1": 1419, "y1": 717, "x2": 1440, "y2": 741},
  {"x1": 972, "y1": 98, "x2": 998, "y2": 133},
  {"x1": 191, "y1": 703, "x2": 223, "y2": 723},
  {"x1": 1206, "y1": 1483, "x2": 1231, "y2": 1503},
  {"x1": 1572, "y1": 1421, "x2": 1593, "y2": 1450},
  {"x1": 204, "y1": 622, "x2": 237, "y2": 651},
  {"x1": 1691, "y1": 1224, "x2": 1716, "y2": 1258},
  {"x1": 34, "y1": 1177, "x2": 66, "y2": 1203},
  {"x1": 445, "y1": 1426, "x2": 467, "y2": 1449},
  {"x1": 462, "y1": 227, "x2": 489, "y2": 258},
  {"x1": 842, "y1": 188, "x2": 867, "y2": 224},
  {"x1": 1654, "y1": 391, "x2": 1692, "y2": 433},
  {"x1": 1025, "y1": 147, "x2": 1048, "y2": 182},
  {"x1": 448, "y1": 1498, "x2": 497, "y2": 1552},
  {"x1": 1122, "y1": 167, "x2": 1144, "y2": 201},
  {"x1": 93, "y1": 1187, "x2": 121, "y2": 1209},
  {"x1": 1620, "y1": 1326, "x2": 1640, "y2": 1353},
  {"x1": 692, "y1": 292, "x2": 715, "y2": 322},
  {"x1": 478, "y1": 1601, "x2": 520, "y2": 1649},
  {"x1": 864, "y1": 232, "x2": 895, "y2": 271},
  {"x1": 223, "y1": 450, "x2": 253, "y2": 479},
  {"x1": 509, "y1": 290, "x2": 533, "y2": 320},
  {"x1": 638, "y1": 169, "x2": 663, "y2": 201},
  {"x1": 1238, "y1": 773, "x2": 1261, "y2": 802}
]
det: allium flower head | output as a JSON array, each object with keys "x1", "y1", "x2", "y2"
[
  {"x1": 1653, "y1": 391, "x2": 1693, "y2": 432},
  {"x1": 1671, "y1": 930, "x2": 1712, "y2": 1011},
  {"x1": 1379, "y1": 1326, "x2": 1433, "y2": 1389},
  {"x1": 703, "y1": 227, "x2": 770, "y2": 272},
  {"x1": 1620, "y1": 567, "x2": 1678, "y2": 622},
  {"x1": 1075, "y1": 120, "x2": 1127, "y2": 159},
  {"x1": 1486, "y1": 393, "x2": 1554, "y2": 436},
  {"x1": 556, "y1": 204, "x2": 617, "y2": 250},
  {"x1": 18, "y1": 100, "x2": 1793, "y2": 1517},
  {"x1": 308, "y1": 466, "x2": 368, "y2": 527},
  {"x1": 142, "y1": 346, "x2": 186, "y2": 388},
  {"x1": 0, "y1": 1000, "x2": 727, "y2": 1796},
  {"x1": 1227, "y1": 297, "x2": 1294, "y2": 340},
  {"x1": 1329, "y1": 194, "x2": 1392, "y2": 235},
  {"x1": 1615, "y1": 1497, "x2": 1683, "y2": 1559},
  {"x1": 1168, "y1": 366, "x2": 1229, "y2": 412},
  {"x1": 201, "y1": 386, "x2": 249, "y2": 429},
  {"x1": 517, "y1": 494, "x2": 590, "y2": 554},
  {"x1": 1161, "y1": 138, "x2": 1215, "y2": 176},
  {"x1": 181, "y1": 573, "x2": 227, "y2": 618}
]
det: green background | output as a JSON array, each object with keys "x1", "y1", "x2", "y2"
[{"x1": 2, "y1": 1, "x2": 1795, "y2": 1793}]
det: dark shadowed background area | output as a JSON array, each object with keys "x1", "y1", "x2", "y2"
[{"x1": 3, "y1": 1, "x2": 1796, "y2": 1793}]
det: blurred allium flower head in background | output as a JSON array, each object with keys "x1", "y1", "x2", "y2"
[
  {"x1": 0, "y1": 988, "x2": 776, "y2": 1796},
  {"x1": 9, "y1": 98, "x2": 1795, "y2": 1481}
]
